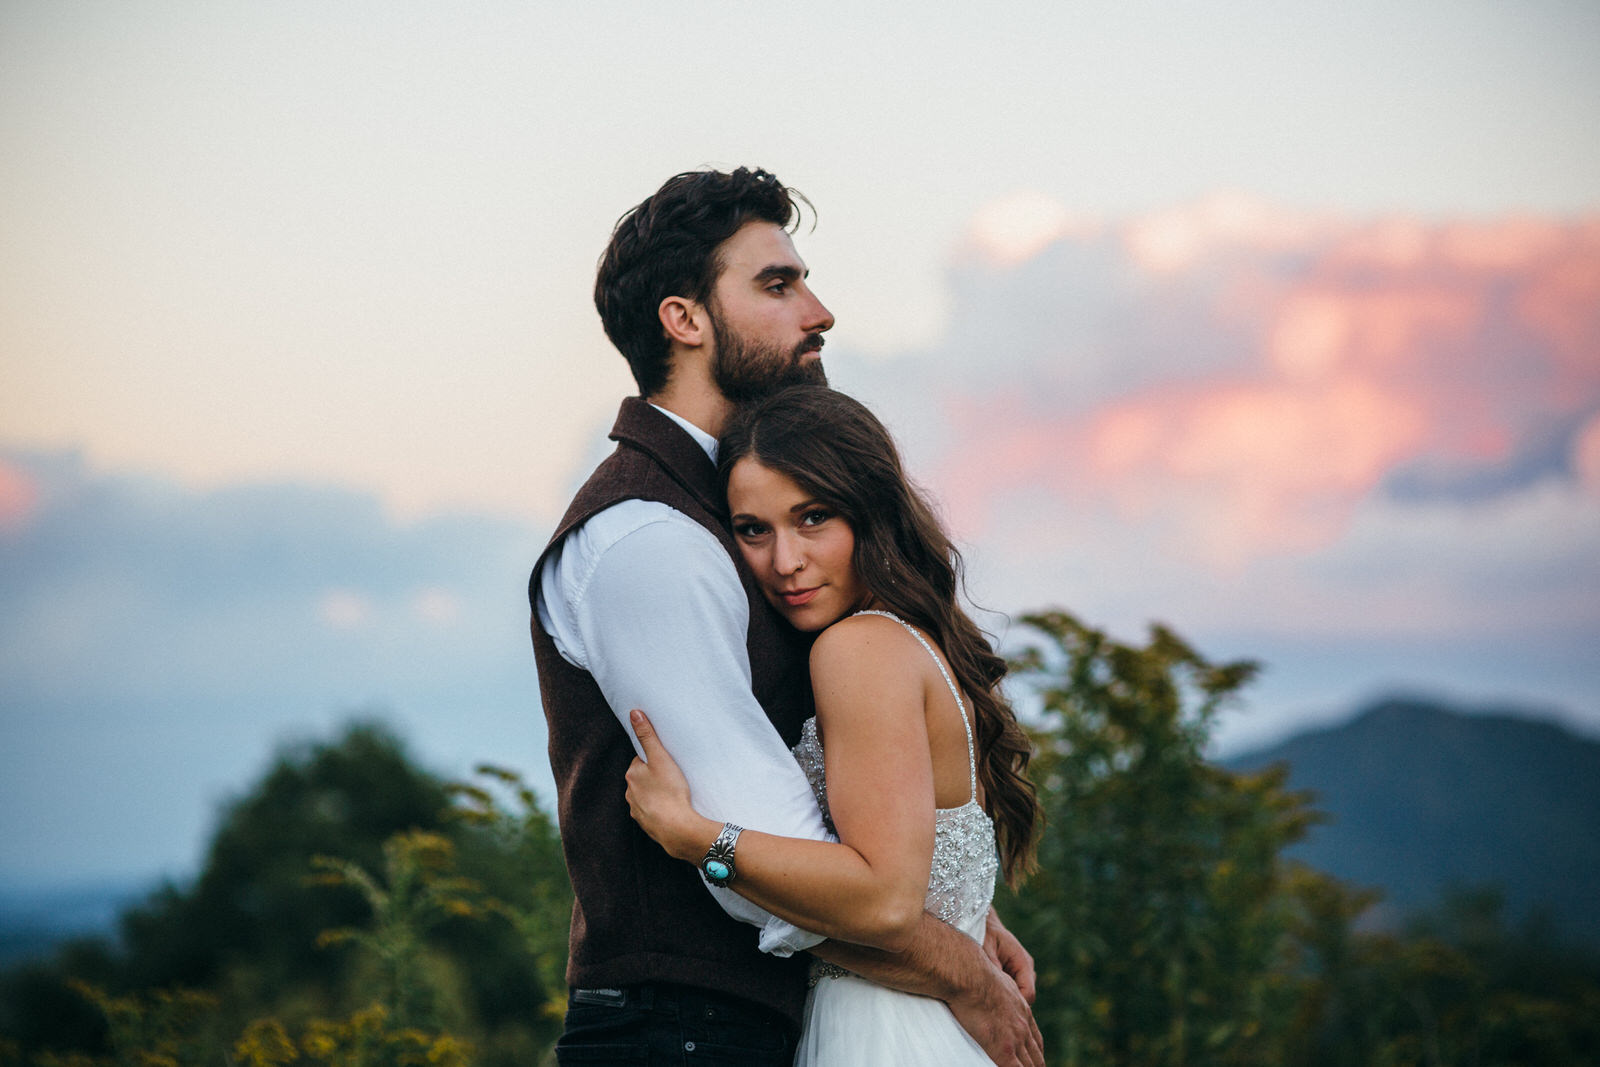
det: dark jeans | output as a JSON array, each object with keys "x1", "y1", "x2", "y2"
[{"x1": 554, "y1": 982, "x2": 799, "y2": 1065}]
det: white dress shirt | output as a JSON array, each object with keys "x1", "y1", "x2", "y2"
[{"x1": 536, "y1": 406, "x2": 829, "y2": 956}]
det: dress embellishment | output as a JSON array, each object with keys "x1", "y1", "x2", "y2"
[{"x1": 792, "y1": 610, "x2": 999, "y2": 985}]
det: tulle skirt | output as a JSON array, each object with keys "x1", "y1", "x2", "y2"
[{"x1": 793, "y1": 911, "x2": 994, "y2": 1065}]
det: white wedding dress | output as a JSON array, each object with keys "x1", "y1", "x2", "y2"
[{"x1": 791, "y1": 610, "x2": 1000, "y2": 1066}]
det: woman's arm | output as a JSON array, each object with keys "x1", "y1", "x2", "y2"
[{"x1": 626, "y1": 616, "x2": 936, "y2": 952}]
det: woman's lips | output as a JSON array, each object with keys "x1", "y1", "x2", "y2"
[{"x1": 779, "y1": 586, "x2": 821, "y2": 607}]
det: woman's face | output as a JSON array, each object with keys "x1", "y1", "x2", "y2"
[{"x1": 727, "y1": 456, "x2": 870, "y2": 631}]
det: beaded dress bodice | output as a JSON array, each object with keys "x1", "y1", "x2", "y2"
[{"x1": 791, "y1": 611, "x2": 999, "y2": 942}]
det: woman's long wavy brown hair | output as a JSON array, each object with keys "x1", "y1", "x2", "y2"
[{"x1": 719, "y1": 385, "x2": 1039, "y2": 883}]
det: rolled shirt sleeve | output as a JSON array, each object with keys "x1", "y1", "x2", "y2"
[{"x1": 538, "y1": 501, "x2": 829, "y2": 955}]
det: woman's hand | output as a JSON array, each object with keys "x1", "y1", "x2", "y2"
[{"x1": 624, "y1": 709, "x2": 718, "y2": 862}]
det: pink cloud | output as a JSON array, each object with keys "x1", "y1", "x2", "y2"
[
  {"x1": 926, "y1": 202, "x2": 1600, "y2": 561},
  {"x1": 1576, "y1": 415, "x2": 1600, "y2": 498},
  {"x1": 0, "y1": 461, "x2": 38, "y2": 532}
]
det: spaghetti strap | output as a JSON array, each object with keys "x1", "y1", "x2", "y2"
[{"x1": 853, "y1": 609, "x2": 978, "y2": 805}]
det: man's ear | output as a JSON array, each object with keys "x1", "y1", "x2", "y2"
[{"x1": 659, "y1": 296, "x2": 708, "y2": 349}]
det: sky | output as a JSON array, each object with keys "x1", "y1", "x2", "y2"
[{"x1": 2, "y1": 0, "x2": 1598, "y2": 891}]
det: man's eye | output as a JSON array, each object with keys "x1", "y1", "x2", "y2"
[{"x1": 767, "y1": 281, "x2": 788, "y2": 294}]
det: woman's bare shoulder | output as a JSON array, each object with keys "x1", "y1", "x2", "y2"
[{"x1": 809, "y1": 611, "x2": 927, "y2": 679}]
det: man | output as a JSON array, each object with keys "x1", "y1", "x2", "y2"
[{"x1": 530, "y1": 167, "x2": 1042, "y2": 1065}]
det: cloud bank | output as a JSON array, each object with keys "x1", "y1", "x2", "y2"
[
  {"x1": 0, "y1": 450, "x2": 548, "y2": 887},
  {"x1": 839, "y1": 195, "x2": 1600, "y2": 743}
]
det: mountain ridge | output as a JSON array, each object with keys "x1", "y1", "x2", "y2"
[{"x1": 1222, "y1": 696, "x2": 1600, "y2": 945}]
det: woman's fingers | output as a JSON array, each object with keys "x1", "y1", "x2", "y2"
[{"x1": 629, "y1": 708, "x2": 660, "y2": 760}]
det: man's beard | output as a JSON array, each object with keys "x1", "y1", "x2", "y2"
[{"x1": 710, "y1": 314, "x2": 828, "y2": 403}]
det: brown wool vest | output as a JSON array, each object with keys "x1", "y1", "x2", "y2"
[{"x1": 528, "y1": 398, "x2": 815, "y2": 1024}]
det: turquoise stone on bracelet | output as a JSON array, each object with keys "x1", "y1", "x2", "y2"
[{"x1": 700, "y1": 823, "x2": 741, "y2": 885}]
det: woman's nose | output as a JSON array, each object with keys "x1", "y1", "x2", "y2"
[{"x1": 772, "y1": 534, "x2": 805, "y2": 576}]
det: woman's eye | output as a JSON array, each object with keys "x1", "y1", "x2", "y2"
[
  {"x1": 733, "y1": 522, "x2": 767, "y2": 539},
  {"x1": 800, "y1": 509, "x2": 833, "y2": 527}
]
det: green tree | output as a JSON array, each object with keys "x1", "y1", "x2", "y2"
[
  {"x1": 998, "y1": 610, "x2": 1600, "y2": 1065},
  {"x1": 119, "y1": 721, "x2": 455, "y2": 1007},
  {"x1": 1286, "y1": 882, "x2": 1600, "y2": 1066},
  {"x1": 309, "y1": 830, "x2": 489, "y2": 1033},
  {"x1": 1001, "y1": 610, "x2": 1318, "y2": 1065},
  {"x1": 447, "y1": 764, "x2": 574, "y2": 1029},
  {"x1": 0, "y1": 722, "x2": 574, "y2": 1062}
]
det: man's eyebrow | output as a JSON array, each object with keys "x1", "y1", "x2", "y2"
[{"x1": 753, "y1": 264, "x2": 805, "y2": 283}]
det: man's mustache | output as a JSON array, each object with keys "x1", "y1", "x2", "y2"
[{"x1": 796, "y1": 334, "x2": 826, "y2": 357}]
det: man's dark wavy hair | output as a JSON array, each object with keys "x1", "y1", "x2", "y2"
[{"x1": 594, "y1": 167, "x2": 805, "y2": 396}]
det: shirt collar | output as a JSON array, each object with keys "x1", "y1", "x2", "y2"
[{"x1": 650, "y1": 403, "x2": 719, "y2": 463}]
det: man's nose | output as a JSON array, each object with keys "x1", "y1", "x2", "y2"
[{"x1": 805, "y1": 291, "x2": 835, "y2": 335}]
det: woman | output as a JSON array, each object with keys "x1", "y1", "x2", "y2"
[{"x1": 625, "y1": 385, "x2": 1040, "y2": 1065}]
